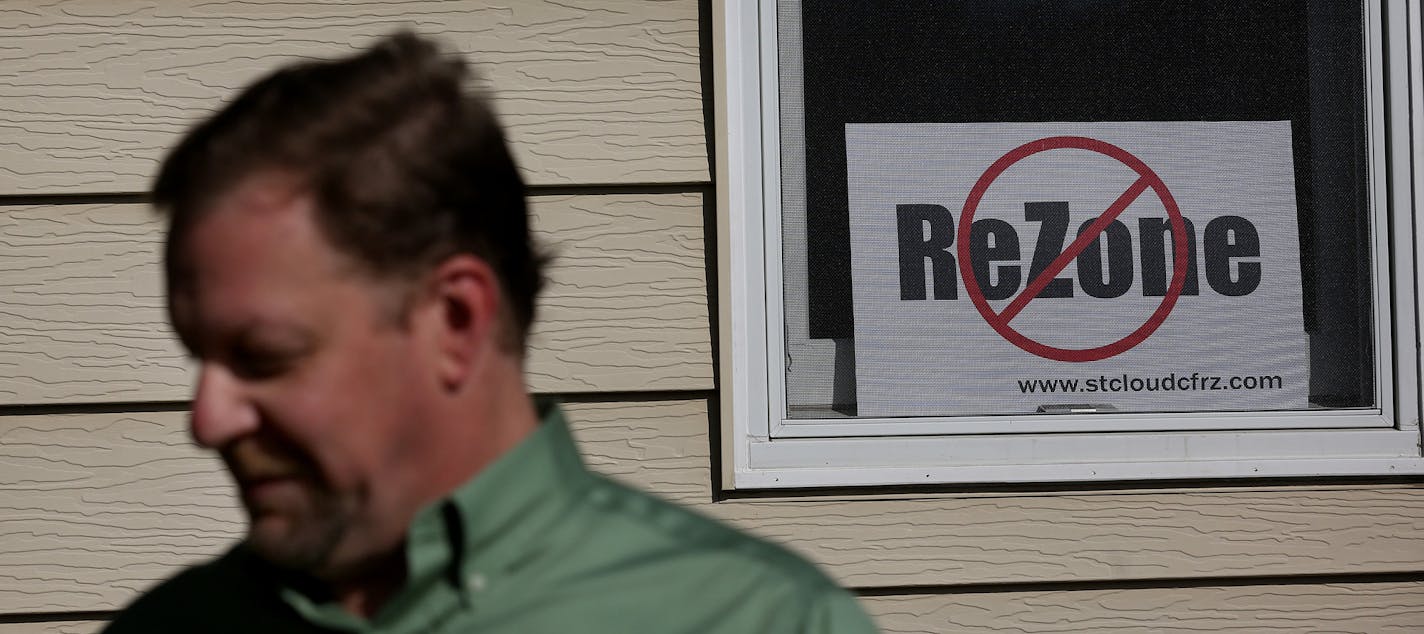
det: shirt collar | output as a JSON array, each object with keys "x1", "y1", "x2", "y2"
[
  {"x1": 439, "y1": 396, "x2": 595, "y2": 583},
  {"x1": 279, "y1": 396, "x2": 592, "y2": 630}
]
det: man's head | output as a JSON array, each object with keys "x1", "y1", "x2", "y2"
[
  {"x1": 157, "y1": 32, "x2": 543, "y2": 348},
  {"x1": 155, "y1": 33, "x2": 544, "y2": 583}
]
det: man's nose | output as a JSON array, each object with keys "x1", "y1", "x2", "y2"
[{"x1": 190, "y1": 363, "x2": 259, "y2": 449}]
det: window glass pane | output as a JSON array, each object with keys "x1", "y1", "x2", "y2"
[{"x1": 779, "y1": 0, "x2": 1374, "y2": 418}]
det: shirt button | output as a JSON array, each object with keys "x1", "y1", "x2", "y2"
[{"x1": 466, "y1": 572, "x2": 487, "y2": 592}]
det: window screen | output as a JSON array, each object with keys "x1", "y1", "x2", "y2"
[{"x1": 778, "y1": 0, "x2": 1373, "y2": 418}]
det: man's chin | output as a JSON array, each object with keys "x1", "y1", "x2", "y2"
[{"x1": 245, "y1": 511, "x2": 346, "y2": 574}]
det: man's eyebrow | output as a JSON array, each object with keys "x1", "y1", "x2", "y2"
[
  {"x1": 234, "y1": 322, "x2": 318, "y2": 350},
  {"x1": 174, "y1": 314, "x2": 318, "y2": 359}
]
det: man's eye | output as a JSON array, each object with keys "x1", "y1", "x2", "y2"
[{"x1": 230, "y1": 349, "x2": 295, "y2": 379}]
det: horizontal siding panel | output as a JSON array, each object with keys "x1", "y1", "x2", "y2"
[
  {"x1": 866, "y1": 582, "x2": 1424, "y2": 633},
  {"x1": 0, "y1": 623, "x2": 104, "y2": 634},
  {"x1": 564, "y1": 398, "x2": 712, "y2": 505},
  {"x1": 0, "y1": 410, "x2": 241, "y2": 613},
  {"x1": 0, "y1": 193, "x2": 711, "y2": 404},
  {"x1": 489, "y1": 404, "x2": 1424, "y2": 590},
  {"x1": 525, "y1": 194, "x2": 712, "y2": 393},
  {"x1": 712, "y1": 487, "x2": 1424, "y2": 589},
  {"x1": 0, "y1": 398, "x2": 712, "y2": 613},
  {"x1": 600, "y1": 414, "x2": 1424, "y2": 591},
  {"x1": 0, "y1": 0, "x2": 705, "y2": 195},
  {"x1": 6, "y1": 398, "x2": 1424, "y2": 613},
  {"x1": 7, "y1": 582, "x2": 1424, "y2": 633}
]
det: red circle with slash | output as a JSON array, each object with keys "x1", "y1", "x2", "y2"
[{"x1": 957, "y1": 136, "x2": 1188, "y2": 362}]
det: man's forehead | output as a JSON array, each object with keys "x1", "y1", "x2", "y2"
[
  {"x1": 170, "y1": 173, "x2": 327, "y2": 266},
  {"x1": 166, "y1": 174, "x2": 336, "y2": 306},
  {"x1": 205, "y1": 171, "x2": 314, "y2": 224},
  {"x1": 165, "y1": 171, "x2": 403, "y2": 333}
]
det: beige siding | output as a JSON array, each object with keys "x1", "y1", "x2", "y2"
[
  {"x1": 526, "y1": 194, "x2": 712, "y2": 393},
  {"x1": 0, "y1": 398, "x2": 711, "y2": 613},
  {"x1": 0, "y1": 193, "x2": 711, "y2": 405},
  {"x1": 3, "y1": 0, "x2": 1422, "y2": 630},
  {"x1": 713, "y1": 486, "x2": 1424, "y2": 589},
  {"x1": 0, "y1": 623, "x2": 104, "y2": 634},
  {"x1": 1, "y1": 408, "x2": 237, "y2": 613},
  {"x1": 10, "y1": 581, "x2": 1424, "y2": 633},
  {"x1": 5, "y1": 396, "x2": 1424, "y2": 614},
  {"x1": 865, "y1": 582, "x2": 1424, "y2": 633},
  {"x1": 566, "y1": 402, "x2": 1424, "y2": 592},
  {"x1": 0, "y1": 0, "x2": 705, "y2": 195}
]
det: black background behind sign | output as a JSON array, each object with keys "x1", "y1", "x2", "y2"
[{"x1": 797, "y1": 0, "x2": 1372, "y2": 407}]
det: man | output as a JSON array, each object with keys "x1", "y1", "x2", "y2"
[{"x1": 104, "y1": 32, "x2": 876, "y2": 633}]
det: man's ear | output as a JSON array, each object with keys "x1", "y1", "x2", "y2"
[{"x1": 419, "y1": 254, "x2": 502, "y2": 390}]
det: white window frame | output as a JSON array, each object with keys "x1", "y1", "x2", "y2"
[{"x1": 716, "y1": 0, "x2": 1424, "y2": 489}]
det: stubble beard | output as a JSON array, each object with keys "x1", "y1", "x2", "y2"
[{"x1": 243, "y1": 482, "x2": 359, "y2": 577}]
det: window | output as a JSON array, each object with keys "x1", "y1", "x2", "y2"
[{"x1": 717, "y1": 0, "x2": 1424, "y2": 488}]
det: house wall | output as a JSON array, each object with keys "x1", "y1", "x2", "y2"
[{"x1": 0, "y1": 1, "x2": 1421, "y2": 632}]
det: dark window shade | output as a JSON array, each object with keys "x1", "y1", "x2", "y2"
[{"x1": 796, "y1": 0, "x2": 1371, "y2": 407}]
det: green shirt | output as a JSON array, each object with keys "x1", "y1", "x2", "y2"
[{"x1": 105, "y1": 400, "x2": 878, "y2": 633}]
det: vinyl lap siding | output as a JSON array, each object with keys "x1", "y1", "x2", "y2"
[
  {"x1": 0, "y1": 0, "x2": 705, "y2": 194},
  {"x1": 0, "y1": 193, "x2": 712, "y2": 404},
  {"x1": 2, "y1": 0, "x2": 1422, "y2": 631}
]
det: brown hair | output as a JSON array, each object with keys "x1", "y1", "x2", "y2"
[{"x1": 154, "y1": 32, "x2": 545, "y2": 350}]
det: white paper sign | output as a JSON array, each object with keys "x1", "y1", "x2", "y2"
[{"x1": 847, "y1": 121, "x2": 1309, "y2": 417}]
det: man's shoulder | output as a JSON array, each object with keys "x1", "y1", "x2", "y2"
[
  {"x1": 580, "y1": 474, "x2": 818, "y2": 580},
  {"x1": 551, "y1": 473, "x2": 878, "y2": 632},
  {"x1": 103, "y1": 546, "x2": 309, "y2": 634}
]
